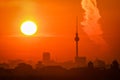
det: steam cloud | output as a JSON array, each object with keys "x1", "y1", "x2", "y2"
[{"x1": 81, "y1": 0, "x2": 108, "y2": 50}]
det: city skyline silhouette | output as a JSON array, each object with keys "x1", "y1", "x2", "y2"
[
  {"x1": 0, "y1": 0, "x2": 120, "y2": 63},
  {"x1": 0, "y1": 0, "x2": 120, "y2": 80}
]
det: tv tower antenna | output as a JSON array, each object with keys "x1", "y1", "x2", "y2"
[{"x1": 75, "y1": 16, "x2": 80, "y2": 62}]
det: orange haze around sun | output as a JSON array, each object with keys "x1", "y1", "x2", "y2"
[{"x1": 0, "y1": 0, "x2": 120, "y2": 63}]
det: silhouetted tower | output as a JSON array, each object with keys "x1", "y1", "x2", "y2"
[{"x1": 74, "y1": 16, "x2": 80, "y2": 63}]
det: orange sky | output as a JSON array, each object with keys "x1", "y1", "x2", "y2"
[{"x1": 0, "y1": 0, "x2": 120, "y2": 63}]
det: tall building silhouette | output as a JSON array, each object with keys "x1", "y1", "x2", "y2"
[
  {"x1": 74, "y1": 17, "x2": 87, "y2": 66},
  {"x1": 43, "y1": 52, "x2": 51, "y2": 63},
  {"x1": 74, "y1": 16, "x2": 80, "y2": 63}
]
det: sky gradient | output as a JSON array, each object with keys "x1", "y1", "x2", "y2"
[{"x1": 0, "y1": 0, "x2": 120, "y2": 63}]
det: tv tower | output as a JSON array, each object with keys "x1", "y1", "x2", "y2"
[{"x1": 74, "y1": 16, "x2": 80, "y2": 63}]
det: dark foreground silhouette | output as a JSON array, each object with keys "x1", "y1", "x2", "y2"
[{"x1": 0, "y1": 60, "x2": 120, "y2": 80}]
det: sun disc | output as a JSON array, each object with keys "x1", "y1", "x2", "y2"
[{"x1": 20, "y1": 21, "x2": 37, "y2": 36}]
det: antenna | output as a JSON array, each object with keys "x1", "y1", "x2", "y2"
[{"x1": 76, "y1": 16, "x2": 78, "y2": 33}]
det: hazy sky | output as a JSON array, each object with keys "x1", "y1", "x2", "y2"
[{"x1": 0, "y1": 0, "x2": 120, "y2": 63}]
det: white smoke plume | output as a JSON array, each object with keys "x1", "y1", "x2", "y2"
[{"x1": 81, "y1": 0, "x2": 108, "y2": 50}]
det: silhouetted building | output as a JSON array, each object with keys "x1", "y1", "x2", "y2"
[
  {"x1": 43, "y1": 52, "x2": 51, "y2": 64},
  {"x1": 0, "y1": 63, "x2": 9, "y2": 69},
  {"x1": 88, "y1": 61, "x2": 94, "y2": 69},
  {"x1": 36, "y1": 61, "x2": 44, "y2": 69},
  {"x1": 94, "y1": 59, "x2": 106, "y2": 68},
  {"x1": 8, "y1": 59, "x2": 24, "y2": 68},
  {"x1": 111, "y1": 60, "x2": 119, "y2": 70},
  {"x1": 61, "y1": 60, "x2": 75, "y2": 69},
  {"x1": 14, "y1": 63, "x2": 33, "y2": 76},
  {"x1": 76, "y1": 57, "x2": 87, "y2": 67}
]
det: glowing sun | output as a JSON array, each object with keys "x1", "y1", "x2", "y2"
[{"x1": 20, "y1": 21, "x2": 37, "y2": 36}]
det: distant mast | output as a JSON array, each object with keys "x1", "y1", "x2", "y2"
[{"x1": 75, "y1": 16, "x2": 80, "y2": 61}]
